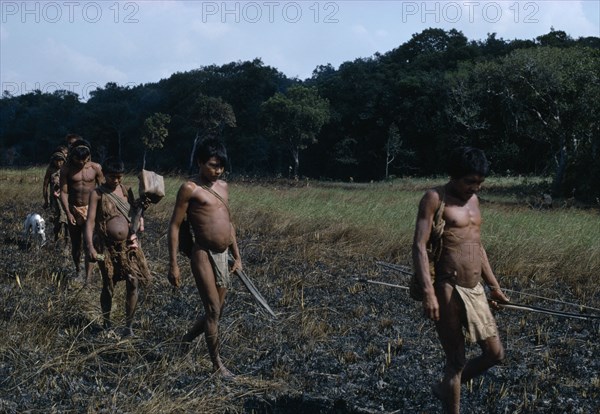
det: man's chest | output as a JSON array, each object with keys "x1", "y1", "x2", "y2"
[{"x1": 443, "y1": 203, "x2": 481, "y2": 229}]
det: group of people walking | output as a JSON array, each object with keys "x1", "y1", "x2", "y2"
[
  {"x1": 43, "y1": 135, "x2": 241, "y2": 378},
  {"x1": 43, "y1": 135, "x2": 507, "y2": 413}
]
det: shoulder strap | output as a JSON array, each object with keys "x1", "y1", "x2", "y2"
[
  {"x1": 201, "y1": 184, "x2": 231, "y2": 217},
  {"x1": 98, "y1": 185, "x2": 131, "y2": 222},
  {"x1": 429, "y1": 186, "x2": 446, "y2": 262},
  {"x1": 434, "y1": 186, "x2": 445, "y2": 222}
]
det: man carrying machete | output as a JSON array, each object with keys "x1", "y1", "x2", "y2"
[{"x1": 167, "y1": 138, "x2": 242, "y2": 379}]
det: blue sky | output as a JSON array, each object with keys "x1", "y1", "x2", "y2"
[{"x1": 1, "y1": 1, "x2": 599, "y2": 100}]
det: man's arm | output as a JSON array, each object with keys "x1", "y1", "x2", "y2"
[
  {"x1": 94, "y1": 163, "x2": 104, "y2": 185},
  {"x1": 84, "y1": 190, "x2": 100, "y2": 261},
  {"x1": 167, "y1": 182, "x2": 193, "y2": 287},
  {"x1": 412, "y1": 189, "x2": 440, "y2": 321},
  {"x1": 480, "y1": 244, "x2": 510, "y2": 306},
  {"x1": 228, "y1": 223, "x2": 242, "y2": 273},
  {"x1": 59, "y1": 165, "x2": 75, "y2": 225},
  {"x1": 42, "y1": 167, "x2": 51, "y2": 208}
]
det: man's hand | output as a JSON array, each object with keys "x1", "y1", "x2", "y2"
[
  {"x1": 87, "y1": 247, "x2": 99, "y2": 262},
  {"x1": 168, "y1": 265, "x2": 181, "y2": 288},
  {"x1": 489, "y1": 287, "x2": 510, "y2": 310},
  {"x1": 229, "y1": 258, "x2": 242, "y2": 274},
  {"x1": 423, "y1": 292, "x2": 440, "y2": 321},
  {"x1": 67, "y1": 212, "x2": 76, "y2": 225}
]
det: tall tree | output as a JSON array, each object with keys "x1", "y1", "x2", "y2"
[
  {"x1": 86, "y1": 83, "x2": 136, "y2": 159},
  {"x1": 188, "y1": 94, "x2": 236, "y2": 172},
  {"x1": 261, "y1": 85, "x2": 330, "y2": 178},
  {"x1": 141, "y1": 112, "x2": 171, "y2": 169},
  {"x1": 385, "y1": 123, "x2": 402, "y2": 179},
  {"x1": 447, "y1": 46, "x2": 600, "y2": 198}
]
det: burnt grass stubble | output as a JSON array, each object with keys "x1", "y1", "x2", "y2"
[{"x1": 1, "y1": 195, "x2": 599, "y2": 414}]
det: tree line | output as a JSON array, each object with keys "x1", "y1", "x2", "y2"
[{"x1": 1, "y1": 28, "x2": 599, "y2": 201}]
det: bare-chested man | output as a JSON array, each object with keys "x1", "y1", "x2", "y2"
[
  {"x1": 85, "y1": 158, "x2": 151, "y2": 337},
  {"x1": 167, "y1": 138, "x2": 242, "y2": 378},
  {"x1": 412, "y1": 147, "x2": 510, "y2": 414},
  {"x1": 43, "y1": 146, "x2": 68, "y2": 243},
  {"x1": 60, "y1": 139, "x2": 103, "y2": 284}
]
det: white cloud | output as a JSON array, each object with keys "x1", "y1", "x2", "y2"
[
  {"x1": 537, "y1": 1, "x2": 598, "y2": 37},
  {"x1": 189, "y1": 19, "x2": 233, "y2": 39},
  {"x1": 39, "y1": 39, "x2": 128, "y2": 85},
  {"x1": 1, "y1": 0, "x2": 598, "y2": 92},
  {"x1": 352, "y1": 24, "x2": 369, "y2": 36}
]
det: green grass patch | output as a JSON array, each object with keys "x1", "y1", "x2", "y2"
[{"x1": 3, "y1": 168, "x2": 598, "y2": 292}]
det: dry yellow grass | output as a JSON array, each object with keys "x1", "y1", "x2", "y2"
[{"x1": 1, "y1": 168, "x2": 599, "y2": 413}]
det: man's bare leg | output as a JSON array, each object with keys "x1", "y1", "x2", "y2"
[
  {"x1": 181, "y1": 315, "x2": 206, "y2": 343},
  {"x1": 182, "y1": 289, "x2": 226, "y2": 343},
  {"x1": 434, "y1": 283, "x2": 466, "y2": 414},
  {"x1": 124, "y1": 277, "x2": 139, "y2": 337},
  {"x1": 68, "y1": 224, "x2": 83, "y2": 278},
  {"x1": 84, "y1": 254, "x2": 94, "y2": 285},
  {"x1": 100, "y1": 282, "x2": 114, "y2": 330},
  {"x1": 461, "y1": 336, "x2": 504, "y2": 383},
  {"x1": 191, "y1": 248, "x2": 232, "y2": 378}
]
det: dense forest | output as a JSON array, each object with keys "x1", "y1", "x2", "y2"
[{"x1": 1, "y1": 28, "x2": 599, "y2": 200}]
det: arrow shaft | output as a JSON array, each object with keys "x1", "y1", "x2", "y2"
[{"x1": 496, "y1": 302, "x2": 599, "y2": 321}]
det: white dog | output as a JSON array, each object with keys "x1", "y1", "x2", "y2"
[{"x1": 23, "y1": 213, "x2": 47, "y2": 246}]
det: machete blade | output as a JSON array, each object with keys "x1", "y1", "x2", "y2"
[{"x1": 234, "y1": 269, "x2": 277, "y2": 318}]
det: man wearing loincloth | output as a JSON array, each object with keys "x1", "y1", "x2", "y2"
[
  {"x1": 43, "y1": 147, "x2": 69, "y2": 243},
  {"x1": 85, "y1": 158, "x2": 151, "y2": 337},
  {"x1": 60, "y1": 139, "x2": 103, "y2": 284},
  {"x1": 167, "y1": 138, "x2": 242, "y2": 379},
  {"x1": 412, "y1": 147, "x2": 510, "y2": 414}
]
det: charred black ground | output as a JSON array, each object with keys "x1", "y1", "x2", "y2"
[{"x1": 1, "y1": 195, "x2": 599, "y2": 414}]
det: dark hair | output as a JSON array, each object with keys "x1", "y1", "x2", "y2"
[
  {"x1": 446, "y1": 146, "x2": 490, "y2": 178},
  {"x1": 102, "y1": 157, "x2": 125, "y2": 174},
  {"x1": 50, "y1": 151, "x2": 66, "y2": 162},
  {"x1": 193, "y1": 138, "x2": 228, "y2": 168},
  {"x1": 65, "y1": 133, "x2": 82, "y2": 145},
  {"x1": 69, "y1": 139, "x2": 91, "y2": 161}
]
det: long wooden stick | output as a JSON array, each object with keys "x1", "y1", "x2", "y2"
[
  {"x1": 494, "y1": 302, "x2": 600, "y2": 321},
  {"x1": 376, "y1": 261, "x2": 600, "y2": 315},
  {"x1": 354, "y1": 278, "x2": 409, "y2": 291},
  {"x1": 355, "y1": 276, "x2": 600, "y2": 321}
]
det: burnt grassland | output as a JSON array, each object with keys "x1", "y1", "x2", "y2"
[{"x1": 1, "y1": 169, "x2": 599, "y2": 413}]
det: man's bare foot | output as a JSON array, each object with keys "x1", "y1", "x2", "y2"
[
  {"x1": 216, "y1": 365, "x2": 235, "y2": 380},
  {"x1": 178, "y1": 330, "x2": 200, "y2": 354},
  {"x1": 122, "y1": 327, "x2": 135, "y2": 338},
  {"x1": 178, "y1": 338, "x2": 192, "y2": 354}
]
